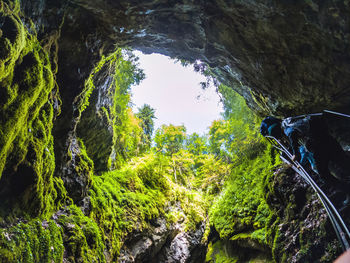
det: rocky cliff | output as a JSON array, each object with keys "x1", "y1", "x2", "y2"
[
  {"x1": 21, "y1": 0, "x2": 350, "y2": 115},
  {"x1": 1, "y1": 0, "x2": 350, "y2": 262}
]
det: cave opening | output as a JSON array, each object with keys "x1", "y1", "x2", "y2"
[
  {"x1": 2, "y1": 0, "x2": 350, "y2": 261},
  {"x1": 130, "y1": 51, "x2": 223, "y2": 136}
]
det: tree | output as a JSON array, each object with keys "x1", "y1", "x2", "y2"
[
  {"x1": 121, "y1": 108, "x2": 144, "y2": 158},
  {"x1": 185, "y1": 133, "x2": 208, "y2": 156},
  {"x1": 154, "y1": 124, "x2": 186, "y2": 156},
  {"x1": 208, "y1": 120, "x2": 234, "y2": 161},
  {"x1": 208, "y1": 85, "x2": 263, "y2": 162},
  {"x1": 217, "y1": 84, "x2": 256, "y2": 126},
  {"x1": 136, "y1": 104, "x2": 156, "y2": 151}
]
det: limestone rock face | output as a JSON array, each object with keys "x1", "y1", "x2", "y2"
[
  {"x1": 2, "y1": 0, "x2": 350, "y2": 262},
  {"x1": 16, "y1": 0, "x2": 350, "y2": 181},
  {"x1": 118, "y1": 218, "x2": 206, "y2": 263},
  {"x1": 21, "y1": 0, "x2": 350, "y2": 119},
  {"x1": 264, "y1": 164, "x2": 349, "y2": 262}
]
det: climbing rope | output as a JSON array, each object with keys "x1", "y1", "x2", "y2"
[
  {"x1": 324, "y1": 110, "x2": 350, "y2": 119},
  {"x1": 286, "y1": 110, "x2": 350, "y2": 121},
  {"x1": 266, "y1": 136, "x2": 350, "y2": 251}
]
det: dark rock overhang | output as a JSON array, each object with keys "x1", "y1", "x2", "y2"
[
  {"x1": 21, "y1": 0, "x2": 350, "y2": 117},
  {"x1": 15, "y1": 0, "x2": 350, "y2": 149}
]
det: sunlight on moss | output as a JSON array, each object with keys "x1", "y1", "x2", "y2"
[
  {"x1": 0, "y1": 3, "x2": 282, "y2": 260},
  {"x1": 0, "y1": 0, "x2": 62, "y2": 220}
]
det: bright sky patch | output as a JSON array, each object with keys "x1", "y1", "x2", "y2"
[{"x1": 131, "y1": 51, "x2": 223, "y2": 135}]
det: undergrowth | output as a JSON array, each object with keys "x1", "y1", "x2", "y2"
[{"x1": 209, "y1": 143, "x2": 279, "y2": 243}]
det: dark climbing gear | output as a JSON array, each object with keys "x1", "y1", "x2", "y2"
[
  {"x1": 260, "y1": 116, "x2": 281, "y2": 137},
  {"x1": 282, "y1": 116, "x2": 311, "y2": 136},
  {"x1": 260, "y1": 116, "x2": 280, "y2": 136},
  {"x1": 266, "y1": 135, "x2": 350, "y2": 252},
  {"x1": 299, "y1": 145, "x2": 318, "y2": 174}
]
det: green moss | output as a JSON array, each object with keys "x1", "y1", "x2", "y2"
[
  {"x1": 0, "y1": 3, "x2": 25, "y2": 83},
  {"x1": 0, "y1": 219, "x2": 64, "y2": 263},
  {"x1": 0, "y1": 205, "x2": 105, "y2": 263},
  {"x1": 60, "y1": 138, "x2": 93, "y2": 203},
  {"x1": 56, "y1": 205, "x2": 105, "y2": 263},
  {"x1": 271, "y1": 217, "x2": 283, "y2": 262},
  {"x1": 76, "y1": 49, "x2": 145, "y2": 171},
  {"x1": 205, "y1": 241, "x2": 238, "y2": 263},
  {"x1": 80, "y1": 152, "x2": 207, "y2": 259},
  {"x1": 209, "y1": 143, "x2": 278, "y2": 242},
  {"x1": 88, "y1": 154, "x2": 171, "y2": 257},
  {"x1": 0, "y1": 0, "x2": 63, "y2": 218},
  {"x1": 75, "y1": 138, "x2": 94, "y2": 180},
  {"x1": 171, "y1": 184, "x2": 206, "y2": 231}
]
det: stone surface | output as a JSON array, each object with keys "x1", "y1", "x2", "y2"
[
  {"x1": 264, "y1": 164, "x2": 349, "y2": 262},
  {"x1": 22, "y1": 0, "x2": 350, "y2": 118},
  {"x1": 2, "y1": 0, "x2": 350, "y2": 261},
  {"x1": 155, "y1": 223, "x2": 206, "y2": 263},
  {"x1": 118, "y1": 218, "x2": 206, "y2": 263}
]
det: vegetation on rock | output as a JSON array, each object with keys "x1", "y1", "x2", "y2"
[
  {"x1": 0, "y1": 0, "x2": 62, "y2": 219},
  {"x1": 0, "y1": 1, "x2": 344, "y2": 262}
]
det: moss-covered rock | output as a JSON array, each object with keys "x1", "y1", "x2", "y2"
[
  {"x1": 0, "y1": 0, "x2": 61, "y2": 219},
  {"x1": 59, "y1": 138, "x2": 93, "y2": 204},
  {"x1": 0, "y1": 219, "x2": 64, "y2": 263},
  {"x1": 207, "y1": 143, "x2": 277, "y2": 262},
  {"x1": 264, "y1": 164, "x2": 342, "y2": 262},
  {"x1": 88, "y1": 152, "x2": 207, "y2": 261},
  {"x1": 76, "y1": 49, "x2": 144, "y2": 172},
  {"x1": 0, "y1": 205, "x2": 105, "y2": 263}
]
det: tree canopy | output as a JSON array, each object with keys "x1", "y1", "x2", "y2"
[
  {"x1": 154, "y1": 124, "x2": 187, "y2": 156},
  {"x1": 136, "y1": 104, "x2": 156, "y2": 152}
]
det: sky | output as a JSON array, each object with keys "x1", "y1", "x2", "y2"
[{"x1": 130, "y1": 51, "x2": 223, "y2": 135}]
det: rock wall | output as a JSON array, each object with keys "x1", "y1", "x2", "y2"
[
  {"x1": 1, "y1": 0, "x2": 350, "y2": 262},
  {"x1": 264, "y1": 164, "x2": 347, "y2": 262},
  {"x1": 18, "y1": 0, "x2": 350, "y2": 151},
  {"x1": 21, "y1": 0, "x2": 350, "y2": 118},
  {"x1": 0, "y1": 0, "x2": 60, "y2": 218}
]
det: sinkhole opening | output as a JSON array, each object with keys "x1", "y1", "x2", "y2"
[{"x1": 131, "y1": 51, "x2": 223, "y2": 136}]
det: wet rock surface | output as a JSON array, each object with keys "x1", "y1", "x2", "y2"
[
  {"x1": 264, "y1": 164, "x2": 350, "y2": 262},
  {"x1": 118, "y1": 218, "x2": 206, "y2": 263},
  {"x1": 20, "y1": 0, "x2": 350, "y2": 119},
  {"x1": 2, "y1": 0, "x2": 350, "y2": 262}
]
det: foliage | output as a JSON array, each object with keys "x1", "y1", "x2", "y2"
[
  {"x1": 119, "y1": 108, "x2": 144, "y2": 158},
  {"x1": 135, "y1": 104, "x2": 156, "y2": 152},
  {"x1": 76, "y1": 48, "x2": 145, "y2": 170},
  {"x1": 208, "y1": 85, "x2": 262, "y2": 162},
  {"x1": 192, "y1": 60, "x2": 220, "y2": 90},
  {"x1": 154, "y1": 124, "x2": 187, "y2": 156},
  {"x1": 208, "y1": 120, "x2": 234, "y2": 161},
  {"x1": 185, "y1": 132, "x2": 208, "y2": 155},
  {"x1": 194, "y1": 154, "x2": 230, "y2": 197},
  {"x1": 205, "y1": 84, "x2": 280, "y2": 262},
  {"x1": 110, "y1": 49, "x2": 145, "y2": 167},
  {"x1": 208, "y1": 143, "x2": 277, "y2": 241},
  {"x1": 89, "y1": 151, "x2": 207, "y2": 257}
]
